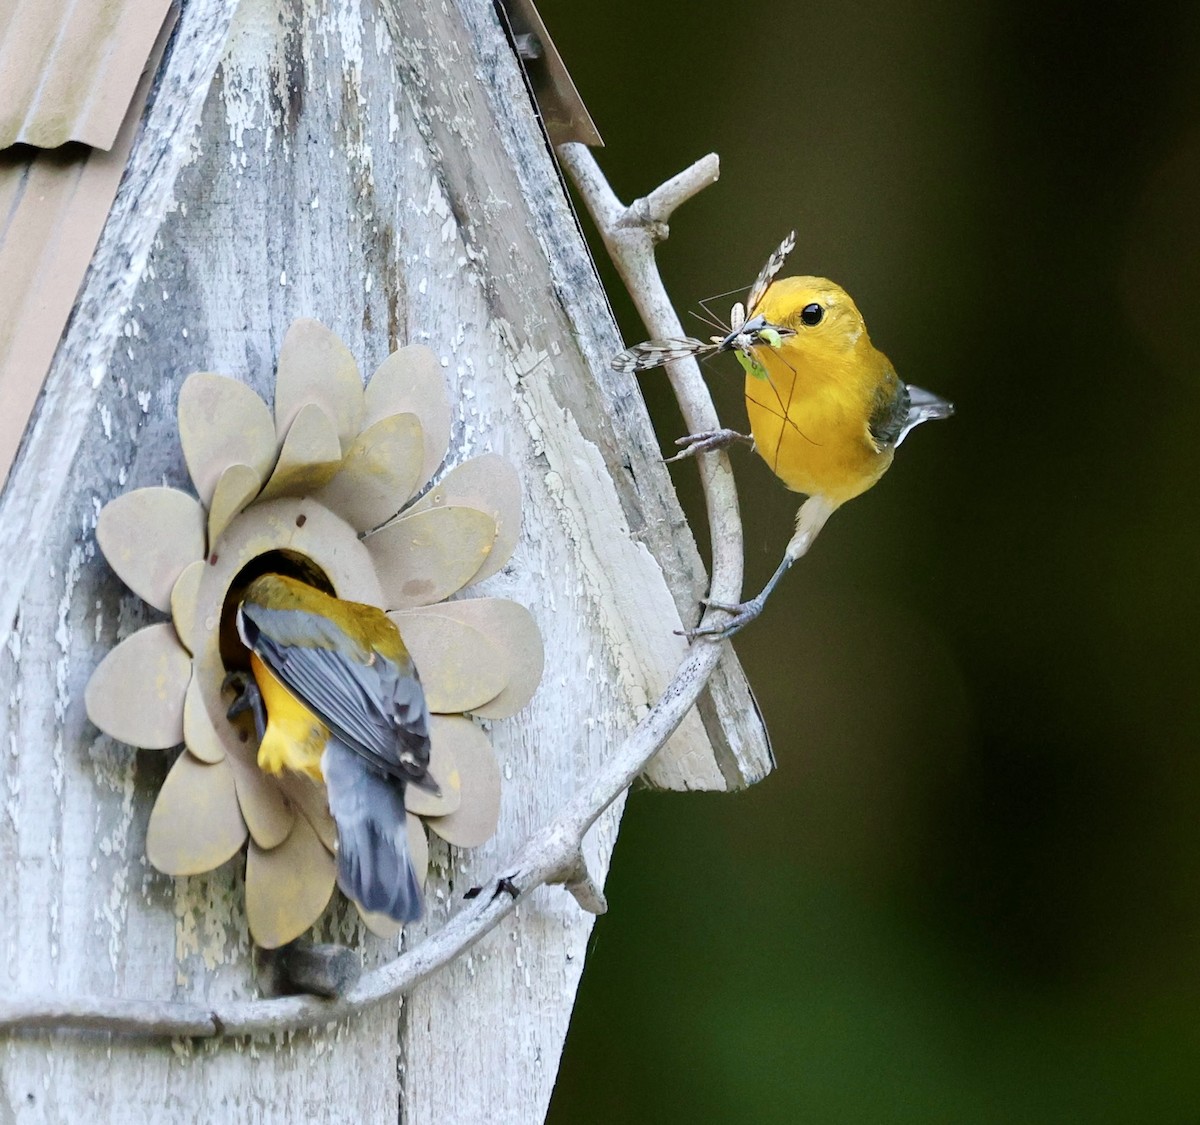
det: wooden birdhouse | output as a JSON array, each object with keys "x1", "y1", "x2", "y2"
[{"x1": 0, "y1": 0, "x2": 770, "y2": 1119}]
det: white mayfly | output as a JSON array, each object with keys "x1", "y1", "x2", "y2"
[{"x1": 610, "y1": 231, "x2": 797, "y2": 378}]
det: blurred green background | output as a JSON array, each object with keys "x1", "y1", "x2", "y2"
[{"x1": 538, "y1": 0, "x2": 1200, "y2": 1121}]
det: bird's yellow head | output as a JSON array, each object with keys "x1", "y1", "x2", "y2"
[{"x1": 752, "y1": 276, "x2": 872, "y2": 360}]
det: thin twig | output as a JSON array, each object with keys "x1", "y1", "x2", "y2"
[{"x1": 0, "y1": 151, "x2": 739, "y2": 1039}]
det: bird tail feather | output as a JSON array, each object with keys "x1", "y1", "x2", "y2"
[
  {"x1": 897, "y1": 383, "x2": 955, "y2": 447},
  {"x1": 322, "y1": 738, "x2": 422, "y2": 923}
]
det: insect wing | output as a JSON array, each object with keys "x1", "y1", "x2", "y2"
[
  {"x1": 745, "y1": 230, "x2": 797, "y2": 316},
  {"x1": 613, "y1": 231, "x2": 797, "y2": 374},
  {"x1": 611, "y1": 336, "x2": 713, "y2": 373}
]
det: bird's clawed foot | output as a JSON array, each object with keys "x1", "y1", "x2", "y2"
[
  {"x1": 664, "y1": 429, "x2": 753, "y2": 463},
  {"x1": 223, "y1": 670, "x2": 266, "y2": 741},
  {"x1": 222, "y1": 669, "x2": 250, "y2": 704},
  {"x1": 678, "y1": 593, "x2": 767, "y2": 640}
]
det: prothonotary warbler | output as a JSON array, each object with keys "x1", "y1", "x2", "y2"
[
  {"x1": 230, "y1": 573, "x2": 437, "y2": 923},
  {"x1": 612, "y1": 233, "x2": 953, "y2": 638}
]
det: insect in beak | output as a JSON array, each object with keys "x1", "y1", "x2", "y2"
[{"x1": 718, "y1": 314, "x2": 795, "y2": 353}]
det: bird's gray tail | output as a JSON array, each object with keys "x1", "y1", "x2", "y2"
[
  {"x1": 897, "y1": 383, "x2": 955, "y2": 447},
  {"x1": 322, "y1": 737, "x2": 423, "y2": 923}
]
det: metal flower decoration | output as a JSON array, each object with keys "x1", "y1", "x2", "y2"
[{"x1": 85, "y1": 320, "x2": 542, "y2": 948}]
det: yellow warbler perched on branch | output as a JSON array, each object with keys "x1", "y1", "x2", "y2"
[{"x1": 612, "y1": 233, "x2": 953, "y2": 638}]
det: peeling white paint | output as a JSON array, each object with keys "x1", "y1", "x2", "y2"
[{"x1": 219, "y1": 0, "x2": 290, "y2": 150}]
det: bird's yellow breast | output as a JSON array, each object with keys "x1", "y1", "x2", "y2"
[
  {"x1": 745, "y1": 345, "x2": 894, "y2": 505},
  {"x1": 743, "y1": 275, "x2": 903, "y2": 505},
  {"x1": 250, "y1": 652, "x2": 328, "y2": 781}
]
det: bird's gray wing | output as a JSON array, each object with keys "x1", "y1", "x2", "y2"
[
  {"x1": 868, "y1": 377, "x2": 912, "y2": 450},
  {"x1": 238, "y1": 602, "x2": 430, "y2": 786}
]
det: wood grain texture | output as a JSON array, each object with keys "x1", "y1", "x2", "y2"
[{"x1": 0, "y1": 0, "x2": 770, "y2": 1120}]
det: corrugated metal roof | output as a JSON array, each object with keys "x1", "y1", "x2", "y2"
[
  {"x1": 0, "y1": 0, "x2": 174, "y2": 150},
  {"x1": 0, "y1": 8, "x2": 175, "y2": 490}
]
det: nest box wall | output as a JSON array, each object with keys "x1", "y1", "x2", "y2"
[{"x1": 0, "y1": 0, "x2": 770, "y2": 1120}]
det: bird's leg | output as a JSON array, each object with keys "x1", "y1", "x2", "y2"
[
  {"x1": 689, "y1": 554, "x2": 792, "y2": 639},
  {"x1": 664, "y1": 428, "x2": 754, "y2": 463},
  {"x1": 684, "y1": 495, "x2": 838, "y2": 639},
  {"x1": 223, "y1": 670, "x2": 267, "y2": 743}
]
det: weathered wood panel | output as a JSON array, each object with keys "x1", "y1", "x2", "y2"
[{"x1": 0, "y1": 0, "x2": 770, "y2": 1120}]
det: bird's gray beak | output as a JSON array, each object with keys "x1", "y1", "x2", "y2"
[{"x1": 719, "y1": 314, "x2": 794, "y2": 351}]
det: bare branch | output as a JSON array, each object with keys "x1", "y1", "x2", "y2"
[
  {"x1": 558, "y1": 143, "x2": 744, "y2": 616},
  {"x1": 0, "y1": 644, "x2": 723, "y2": 1038},
  {"x1": 550, "y1": 849, "x2": 609, "y2": 915},
  {"x1": 619, "y1": 153, "x2": 720, "y2": 234}
]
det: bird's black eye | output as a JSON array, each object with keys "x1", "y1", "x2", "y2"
[{"x1": 799, "y1": 303, "x2": 823, "y2": 326}]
